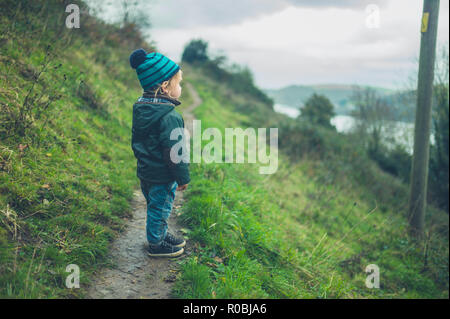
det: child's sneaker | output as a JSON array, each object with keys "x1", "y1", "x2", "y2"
[
  {"x1": 164, "y1": 231, "x2": 186, "y2": 248},
  {"x1": 148, "y1": 241, "x2": 184, "y2": 257}
]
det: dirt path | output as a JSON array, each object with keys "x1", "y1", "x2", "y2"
[{"x1": 86, "y1": 82, "x2": 202, "y2": 299}]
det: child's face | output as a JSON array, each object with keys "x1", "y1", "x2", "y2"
[{"x1": 162, "y1": 70, "x2": 183, "y2": 99}]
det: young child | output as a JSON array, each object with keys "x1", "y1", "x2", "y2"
[{"x1": 129, "y1": 49, "x2": 190, "y2": 257}]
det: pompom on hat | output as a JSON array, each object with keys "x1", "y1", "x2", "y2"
[{"x1": 129, "y1": 49, "x2": 181, "y2": 91}]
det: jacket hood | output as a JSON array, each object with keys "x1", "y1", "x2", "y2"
[
  {"x1": 132, "y1": 99, "x2": 175, "y2": 134},
  {"x1": 143, "y1": 89, "x2": 181, "y2": 106}
]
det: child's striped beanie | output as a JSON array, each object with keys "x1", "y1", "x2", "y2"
[{"x1": 129, "y1": 49, "x2": 181, "y2": 91}]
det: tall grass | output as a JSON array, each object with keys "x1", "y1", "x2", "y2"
[
  {"x1": 172, "y1": 71, "x2": 449, "y2": 299},
  {"x1": 0, "y1": 0, "x2": 158, "y2": 297}
]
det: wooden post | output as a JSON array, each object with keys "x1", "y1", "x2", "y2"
[{"x1": 408, "y1": 0, "x2": 440, "y2": 238}]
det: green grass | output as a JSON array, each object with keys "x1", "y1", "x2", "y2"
[
  {"x1": 172, "y1": 71, "x2": 449, "y2": 299},
  {"x1": 0, "y1": 1, "x2": 197, "y2": 296},
  {"x1": 0, "y1": 2, "x2": 163, "y2": 297},
  {"x1": 1, "y1": 0, "x2": 448, "y2": 299}
]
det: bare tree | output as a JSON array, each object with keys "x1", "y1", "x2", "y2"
[
  {"x1": 85, "y1": 0, "x2": 151, "y2": 29},
  {"x1": 350, "y1": 86, "x2": 395, "y2": 152},
  {"x1": 119, "y1": 0, "x2": 151, "y2": 29}
]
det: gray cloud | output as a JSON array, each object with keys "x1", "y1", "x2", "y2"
[
  {"x1": 287, "y1": 0, "x2": 389, "y2": 9},
  {"x1": 148, "y1": 0, "x2": 287, "y2": 29},
  {"x1": 91, "y1": 0, "x2": 390, "y2": 30},
  {"x1": 90, "y1": 0, "x2": 448, "y2": 90},
  {"x1": 148, "y1": 0, "x2": 389, "y2": 29}
]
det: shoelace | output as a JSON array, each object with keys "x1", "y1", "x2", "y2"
[
  {"x1": 160, "y1": 240, "x2": 173, "y2": 249},
  {"x1": 165, "y1": 232, "x2": 177, "y2": 243},
  {"x1": 150, "y1": 240, "x2": 173, "y2": 249}
]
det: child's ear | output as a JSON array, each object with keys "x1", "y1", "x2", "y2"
[{"x1": 161, "y1": 81, "x2": 169, "y2": 92}]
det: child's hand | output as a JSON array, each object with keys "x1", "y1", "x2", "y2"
[{"x1": 176, "y1": 184, "x2": 189, "y2": 191}]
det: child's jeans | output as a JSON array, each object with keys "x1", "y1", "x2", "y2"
[{"x1": 140, "y1": 179, "x2": 178, "y2": 245}]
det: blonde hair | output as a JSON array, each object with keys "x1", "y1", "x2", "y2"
[{"x1": 153, "y1": 69, "x2": 182, "y2": 99}]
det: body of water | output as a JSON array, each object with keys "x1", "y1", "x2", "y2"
[{"x1": 273, "y1": 103, "x2": 425, "y2": 154}]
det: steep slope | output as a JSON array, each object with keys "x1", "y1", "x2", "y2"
[
  {"x1": 0, "y1": 0, "x2": 184, "y2": 297},
  {"x1": 0, "y1": 1, "x2": 447, "y2": 299},
  {"x1": 172, "y1": 65, "x2": 448, "y2": 299}
]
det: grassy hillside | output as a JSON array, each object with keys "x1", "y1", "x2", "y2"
[
  {"x1": 0, "y1": 0, "x2": 448, "y2": 299},
  {"x1": 173, "y1": 65, "x2": 449, "y2": 299},
  {"x1": 0, "y1": 0, "x2": 191, "y2": 297}
]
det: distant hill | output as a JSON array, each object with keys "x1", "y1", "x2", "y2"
[{"x1": 264, "y1": 84, "x2": 415, "y2": 122}]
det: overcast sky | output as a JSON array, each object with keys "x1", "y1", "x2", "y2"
[{"x1": 94, "y1": 0, "x2": 449, "y2": 90}]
